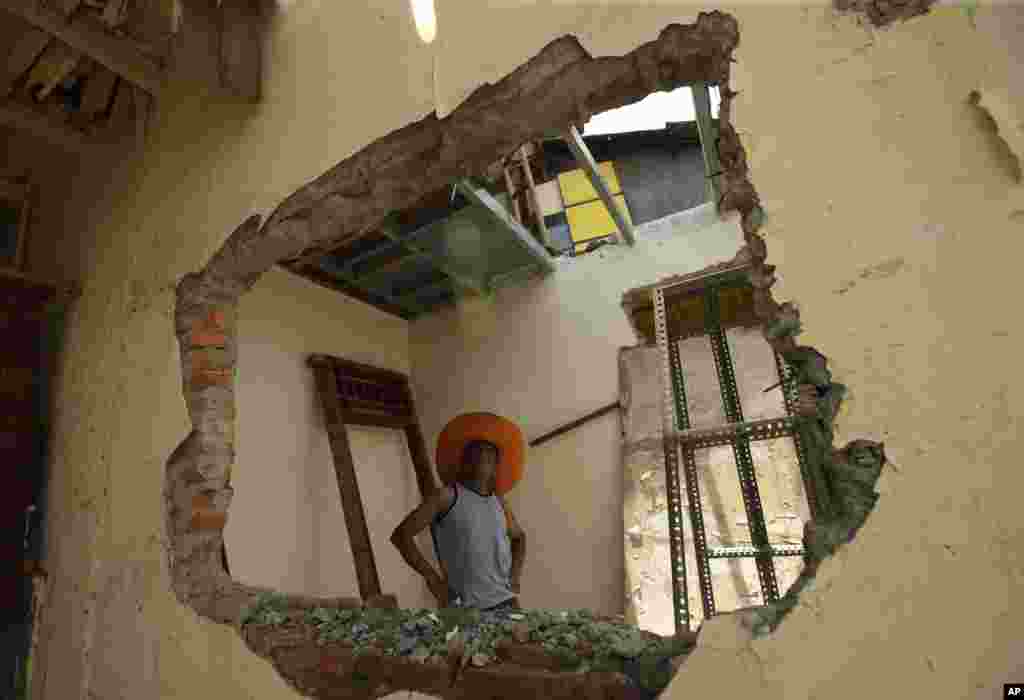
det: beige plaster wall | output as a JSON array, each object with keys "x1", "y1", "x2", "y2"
[{"x1": 17, "y1": 1, "x2": 1023, "y2": 700}]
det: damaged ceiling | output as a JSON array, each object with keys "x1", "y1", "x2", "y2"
[{"x1": 282, "y1": 180, "x2": 552, "y2": 320}]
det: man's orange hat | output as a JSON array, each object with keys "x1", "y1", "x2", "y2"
[{"x1": 436, "y1": 412, "x2": 525, "y2": 495}]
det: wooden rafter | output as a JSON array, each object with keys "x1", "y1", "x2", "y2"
[
  {"x1": 1, "y1": 0, "x2": 165, "y2": 93},
  {"x1": 517, "y1": 144, "x2": 553, "y2": 248}
]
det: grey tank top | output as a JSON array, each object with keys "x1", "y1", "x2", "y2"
[{"x1": 430, "y1": 482, "x2": 514, "y2": 610}]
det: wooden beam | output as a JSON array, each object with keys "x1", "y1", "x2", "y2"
[
  {"x1": 78, "y1": 66, "x2": 118, "y2": 118},
  {"x1": 0, "y1": 178, "x2": 28, "y2": 203},
  {"x1": 309, "y1": 354, "x2": 437, "y2": 496},
  {"x1": 517, "y1": 146, "x2": 554, "y2": 248},
  {"x1": 310, "y1": 362, "x2": 383, "y2": 601},
  {"x1": 341, "y1": 409, "x2": 411, "y2": 430},
  {"x1": 100, "y1": 76, "x2": 135, "y2": 145},
  {"x1": 24, "y1": 40, "x2": 81, "y2": 101},
  {"x1": 218, "y1": 0, "x2": 263, "y2": 102},
  {"x1": 455, "y1": 179, "x2": 557, "y2": 275},
  {"x1": 0, "y1": 27, "x2": 52, "y2": 97},
  {"x1": 54, "y1": 0, "x2": 83, "y2": 17},
  {"x1": 529, "y1": 402, "x2": 620, "y2": 448},
  {"x1": 2, "y1": 0, "x2": 164, "y2": 93},
  {"x1": 131, "y1": 84, "x2": 152, "y2": 144},
  {"x1": 309, "y1": 354, "x2": 411, "y2": 386},
  {"x1": 502, "y1": 166, "x2": 522, "y2": 223},
  {"x1": 0, "y1": 98, "x2": 91, "y2": 152},
  {"x1": 403, "y1": 419, "x2": 437, "y2": 499},
  {"x1": 691, "y1": 83, "x2": 721, "y2": 205},
  {"x1": 562, "y1": 125, "x2": 636, "y2": 246}
]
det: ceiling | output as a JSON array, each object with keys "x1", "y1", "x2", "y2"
[{"x1": 284, "y1": 180, "x2": 553, "y2": 321}]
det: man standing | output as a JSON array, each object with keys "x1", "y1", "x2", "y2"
[{"x1": 391, "y1": 413, "x2": 526, "y2": 612}]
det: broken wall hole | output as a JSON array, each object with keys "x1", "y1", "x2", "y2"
[{"x1": 165, "y1": 9, "x2": 895, "y2": 699}]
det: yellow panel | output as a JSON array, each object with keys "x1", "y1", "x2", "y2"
[
  {"x1": 566, "y1": 194, "x2": 632, "y2": 244},
  {"x1": 557, "y1": 161, "x2": 622, "y2": 206}
]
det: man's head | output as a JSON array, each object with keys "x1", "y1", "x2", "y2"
[{"x1": 460, "y1": 439, "x2": 501, "y2": 490}]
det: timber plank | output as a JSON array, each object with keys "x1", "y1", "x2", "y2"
[
  {"x1": 49, "y1": 0, "x2": 83, "y2": 16},
  {"x1": 403, "y1": 419, "x2": 437, "y2": 499},
  {"x1": 174, "y1": 0, "x2": 220, "y2": 89},
  {"x1": 2, "y1": 0, "x2": 164, "y2": 93},
  {"x1": 339, "y1": 409, "x2": 411, "y2": 430},
  {"x1": 131, "y1": 83, "x2": 151, "y2": 144},
  {"x1": 312, "y1": 363, "x2": 382, "y2": 600},
  {"x1": 119, "y1": 0, "x2": 181, "y2": 48},
  {"x1": 101, "y1": 0, "x2": 130, "y2": 27},
  {"x1": 102, "y1": 76, "x2": 134, "y2": 141},
  {"x1": 78, "y1": 65, "x2": 117, "y2": 119},
  {"x1": 1, "y1": 26, "x2": 52, "y2": 98},
  {"x1": 218, "y1": 0, "x2": 262, "y2": 101},
  {"x1": 24, "y1": 40, "x2": 81, "y2": 101}
]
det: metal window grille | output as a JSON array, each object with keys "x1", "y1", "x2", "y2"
[{"x1": 653, "y1": 275, "x2": 813, "y2": 634}]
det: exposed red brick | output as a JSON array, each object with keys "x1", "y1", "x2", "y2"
[
  {"x1": 192, "y1": 368, "x2": 233, "y2": 389},
  {"x1": 189, "y1": 308, "x2": 231, "y2": 347},
  {"x1": 190, "y1": 330, "x2": 227, "y2": 348},
  {"x1": 190, "y1": 492, "x2": 228, "y2": 531},
  {"x1": 206, "y1": 309, "x2": 226, "y2": 330},
  {"x1": 190, "y1": 510, "x2": 227, "y2": 531}
]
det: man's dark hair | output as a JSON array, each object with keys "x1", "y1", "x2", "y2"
[{"x1": 461, "y1": 439, "x2": 500, "y2": 466}]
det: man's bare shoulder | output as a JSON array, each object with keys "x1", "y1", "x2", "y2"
[{"x1": 427, "y1": 484, "x2": 456, "y2": 512}]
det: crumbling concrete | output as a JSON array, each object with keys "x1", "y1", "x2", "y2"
[{"x1": 833, "y1": 0, "x2": 937, "y2": 27}]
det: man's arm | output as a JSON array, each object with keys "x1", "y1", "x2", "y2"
[
  {"x1": 390, "y1": 487, "x2": 454, "y2": 599},
  {"x1": 499, "y1": 496, "x2": 526, "y2": 591}
]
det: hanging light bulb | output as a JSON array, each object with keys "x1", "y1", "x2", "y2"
[{"x1": 410, "y1": 0, "x2": 437, "y2": 44}]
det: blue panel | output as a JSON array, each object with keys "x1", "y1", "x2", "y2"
[{"x1": 548, "y1": 223, "x2": 572, "y2": 252}]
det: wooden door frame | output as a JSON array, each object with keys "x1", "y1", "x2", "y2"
[{"x1": 308, "y1": 354, "x2": 435, "y2": 601}]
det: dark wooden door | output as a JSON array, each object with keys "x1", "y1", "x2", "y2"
[{"x1": 0, "y1": 271, "x2": 71, "y2": 697}]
